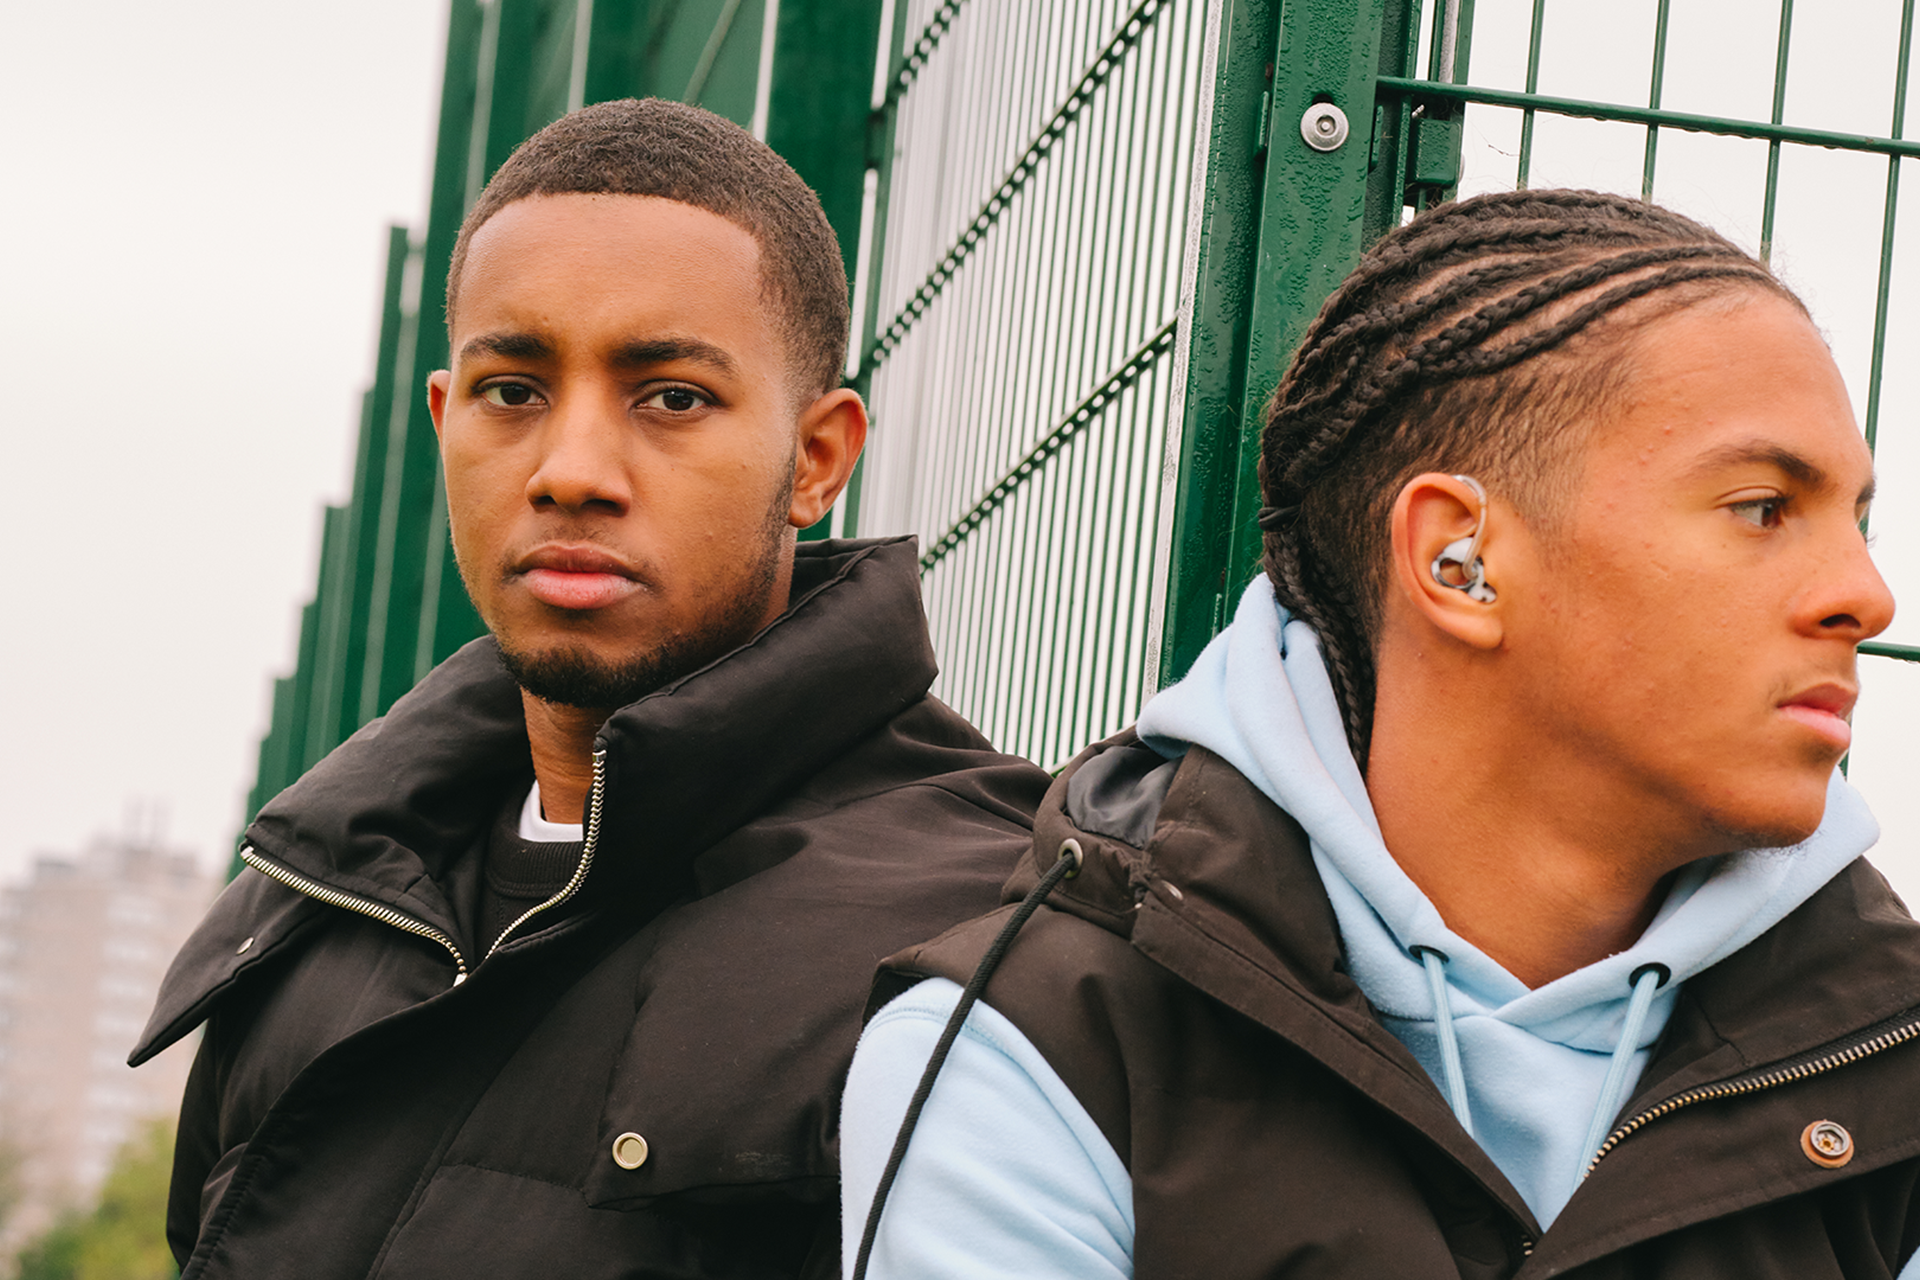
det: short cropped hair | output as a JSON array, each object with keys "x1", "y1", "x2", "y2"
[
  {"x1": 446, "y1": 98, "x2": 851, "y2": 399},
  {"x1": 1257, "y1": 189, "x2": 1802, "y2": 767}
]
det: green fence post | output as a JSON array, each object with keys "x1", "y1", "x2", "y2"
[
  {"x1": 303, "y1": 504, "x2": 354, "y2": 769},
  {"x1": 363, "y1": 0, "x2": 487, "y2": 716},
  {"x1": 415, "y1": 0, "x2": 591, "y2": 677},
  {"x1": 284, "y1": 592, "x2": 324, "y2": 779},
  {"x1": 1158, "y1": 0, "x2": 1418, "y2": 685},
  {"x1": 335, "y1": 227, "x2": 413, "y2": 734},
  {"x1": 1152, "y1": 0, "x2": 1283, "y2": 686},
  {"x1": 765, "y1": 0, "x2": 884, "y2": 539}
]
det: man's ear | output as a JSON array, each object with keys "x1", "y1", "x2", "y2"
[
  {"x1": 788, "y1": 388, "x2": 869, "y2": 530},
  {"x1": 426, "y1": 370, "x2": 452, "y2": 442},
  {"x1": 1389, "y1": 472, "x2": 1506, "y2": 651}
]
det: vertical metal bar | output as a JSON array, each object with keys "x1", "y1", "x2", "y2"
[
  {"x1": 844, "y1": 1, "x2": 911, "y2": 537},
  {"x1": 336, "y1": 226, "x2": 411, "y2": 737},
  {"x1": 1642, "y1": 0, "x2": 1672, "y2": 200},
  {"x1": 258, "y1": 675, "x2": 297, "y2": 815},
  {"x1": 1760, "y1": 0, "x2": 1795, "y2": 261},
  {"x1": 567, "y1": 0, "x2": 593, "y2": 111},
  {"x1": 1150, "y1": 0, "x2": 1273, "y2": 685},
  {"x1": 1221, "y1": 0, "x2": 1391, "y2": 630},
  {"x1": 751, "y1": 0, "x2": 781, "y2": 137},
  {"x1": 466, "y1": 0, "x2": 504, "y2": 208},
  {"x1": 1517, "y1": 0, "x2": 1546, "y2": 188},
  {"x1": 363, "y1": 0, "x2": 484, "y2": 717},
  {"x1": 1435, "y1": 0, "x2": 1461, "y2": 83},
  {"x1": 304, "y1": 505, "x2": 353, "y2": 768},
  {"x1": 1865, "y1": 0, "x2": 1915, "y2": 455},
  {"x1": 286, "y1": 594, "x2": 322, "y2": 780},
  {"x1": 685, "y1": 0, "x2": 749, "y2": 104}
]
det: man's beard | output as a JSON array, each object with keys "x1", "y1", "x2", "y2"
[
  {"x1": 490, "y1": 474, "x2": 794, "y2": 711},
  {"x1": 496, "y1": 587, "x2": 772, "y2": 710}
]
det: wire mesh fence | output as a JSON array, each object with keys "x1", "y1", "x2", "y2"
[
  {"x1": 250, "y1": 0, "x2": 1920, "y2": 889},
  {"x1": 856, "y1": 0, "x2": 1208, "y2": 764},
  {"x1": 1378, "y1": 3, "x2": 1920, "y2": 669}
]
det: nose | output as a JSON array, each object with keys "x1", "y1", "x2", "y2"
[
  {"x1": 1808, "y1": 520, "x2": 1896, "y2": 643},
  {"x1": 526, "y1": 391, "x2": 631, "y2": 514}
]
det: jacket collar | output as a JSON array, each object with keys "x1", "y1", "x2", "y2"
[
  {"x1": 249, "y1": 537, "x2": 932, "y2": 909},
  {"x1": 1021, "y1": 734, "x2": 1920, "y2": 1237},
  {"x1": 135, "y1": 537, "x2": 935, "y2": 1062}
]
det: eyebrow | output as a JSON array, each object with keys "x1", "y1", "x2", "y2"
[
  {"x1": 455, "y1": 331, "x2": 741, "y2": 381},
  {"x1": 458, "y1": 331, "x2": 552, "y2": 363},
  {"x1": 609, "y1": 336, "x2": 740, "y2": 379},
  {"x1": 1690, "y1": 439, "x2": 1876, "y2": 505}
]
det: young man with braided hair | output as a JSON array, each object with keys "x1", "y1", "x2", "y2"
[
  {"x1": 130, "y1": 99, "x2": 1049, "y2": 1279},
  {"x1": 842, "y1": 189, "x2": 1920, "y2": 1278}
]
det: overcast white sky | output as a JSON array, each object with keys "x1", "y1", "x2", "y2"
[
  {"x1": 4, "y1": 0, "x2": 1919, "y2": 909},
  {"x1": 0, "y1": 0, "x2": 448, "y2": 877}
]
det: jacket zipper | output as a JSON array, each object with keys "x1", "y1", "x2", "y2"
[
  {"x1": 482, "y1": 746, "x2": 607, "y2": 963},
  {"x1": 236, "y1": 746, "x2": 610, "y2": 985},
  {"x1": 1585, "y1": 1005, "x2": 1920, "y2": 1177},
  {"x1": 239, "y1": 844, "x2": 470, "y2": 984}
]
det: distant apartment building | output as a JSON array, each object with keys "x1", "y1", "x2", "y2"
[{"x1": 0, "y1": 833, "x2": 216, "y2": 1256}]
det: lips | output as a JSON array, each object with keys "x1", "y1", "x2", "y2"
[
  {"x1": 512, "y1": 545, "x2": 642, "y2": 611},
  {"x1": 1778, "y1": 683, "x2": 1857, "y2": 751}
]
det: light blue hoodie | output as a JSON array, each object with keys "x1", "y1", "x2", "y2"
[
  {"x1": 843, "y1": 576, "x2": 1884, "y2": 1277},
  {"x1": 1137, "y1": 577, "x2": 1879, "y2": 1224}
]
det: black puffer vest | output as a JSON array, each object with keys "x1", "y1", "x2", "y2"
[
  {"x1": 135, "y1": 538, "x2": 1051, "y2": 1280},
  {"x1": 883, "y1": 735, "x2": 1920, "y2": 1278}
]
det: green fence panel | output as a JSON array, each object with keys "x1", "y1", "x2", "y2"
[
  {"x1": 1363, "y1": 0, "x2": 1920, "y2": 676},
  {"x1": 361, "y1": 0, "x2": 489, "y2": 718},
  {"x1": 302, "y1": 504, "x2": 355, "y2": 770},
  {"x1": 333, "y1": 227, "x2": 414, "y2": 735},
  {"x1": 249, "y1": 0, "x2": 1920, "y2": 842},
  {"x1": 854, "y1": 0, "x2": 1212, "y2": 767},
  {"x1": 244, "y1": 0, "x2": 895, "y2": 829}
]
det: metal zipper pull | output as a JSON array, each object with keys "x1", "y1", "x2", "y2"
[
  {"x1": 482, "y1": 747, "x2": 609, "y2": 965},
  {"x1": 239, "y1": 845, "x2": 470, "y2": 986}
]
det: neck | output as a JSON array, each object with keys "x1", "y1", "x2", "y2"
[
  {"x1": 522, "y1": 693, "x2": 609, "y2": 825},
  {"x1": 1366, "y1": 653, "x2": 1704, "y2": 989}
]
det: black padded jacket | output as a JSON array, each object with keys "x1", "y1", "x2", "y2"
[
  {"x1": 133, "y1": 537, "x2": 1050, "y2": 1280},
  {"x1": 883, "y1": 734, "x2": 1920, "y2": 1279}
]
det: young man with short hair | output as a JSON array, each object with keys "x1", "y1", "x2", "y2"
[
  {"x1": 134, "y1": 99, "x2": 1048, "y2": 1280},
  {"x1": 845, "y1": 190, "x2": 1920, "y2": 1278}
]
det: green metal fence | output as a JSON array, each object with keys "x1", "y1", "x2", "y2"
[
  {"x1": 249, "y1": 0, "x2": 1920, "y2": 834},
  {"x1": 243, "y1": 0, "x2": 880, "y2": 829},
  {"x1": 853, "y1": 0, "x2": 1206, "y2": 767}
]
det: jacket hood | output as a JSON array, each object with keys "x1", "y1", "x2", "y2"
[
  {"x1": 134, "y1": 536, "x2": 938, "y2": 1064},
  {"x1": 1132, "y1": 576, "x2": 1881, "y2": 1223}
]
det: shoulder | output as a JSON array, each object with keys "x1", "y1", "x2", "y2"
[{"x1": 844, "y1": 978, "x2": 1134, "y2": 1280}]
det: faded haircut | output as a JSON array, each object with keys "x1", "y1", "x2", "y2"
[
  {"x1": 1256, "y1": 189, "x2": 1803, "y2": 768},
  {"x1": 446, "y1": 98, "x2": 850, "y2": 399}
]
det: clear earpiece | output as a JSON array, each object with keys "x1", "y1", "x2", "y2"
[{"x1": 1431, "y1": 538, "x2": 1496, "y2": 603}]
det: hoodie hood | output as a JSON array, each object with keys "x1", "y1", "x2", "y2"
[{"x1": 1136, "y1": 577, "x2": 1879, "y2": 1223}]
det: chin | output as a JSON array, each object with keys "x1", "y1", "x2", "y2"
[
  {"x1": 1708, "y1": 786, "x2": 1832, "y2": 853},
  {"x1": 495, "y1": 638, "x2": 694, "y2": 710}
]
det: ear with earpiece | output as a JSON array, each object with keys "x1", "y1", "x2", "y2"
[{"x1": 1389, "y1": 472, "x2": 1506, "y2": 650}]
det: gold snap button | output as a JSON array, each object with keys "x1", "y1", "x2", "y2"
[
  {"x1": 1801, "y1": 1120, "x2": 1854, "y2": 1168},
  {"x1": 236, "y1": 936, "x2": 254, "y2": 955},
  {"x1": 611, "y1": 1132, "x2": 649, "y2": 1170}
]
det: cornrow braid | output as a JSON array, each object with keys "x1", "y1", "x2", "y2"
[{"x1": 1257, "y1": 189, "x2": 1801, "y2": 770}]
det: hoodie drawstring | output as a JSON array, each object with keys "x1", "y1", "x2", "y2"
[
  {"x1": 1578, "y1": 963, "x2": 1670, "y2": 1176},
  {"x1": 1411, "y1": 945, "x2": 1474, "y2": 1138},
  {"x1": 1413, "y1": 949, "x2": 1671, "y2": 1171}
]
